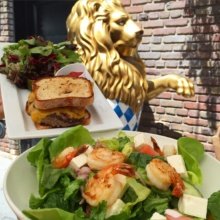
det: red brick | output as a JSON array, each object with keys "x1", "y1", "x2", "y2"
[
  {"x1": 212, "y1": 34, "x2": 220, "y2": 42},
  {"x1": 142, "y1": 20, "x2": 164, "y2": 28},
  {"x1": 171, "y1": 123, "x2": 193, "y2": 133},
  {"x1": 184, "y1": 51, "x2": 211, "y2": 60},
  {"x1": 144, "y1": 3, "x2": 165, "y2": 12},
  {"x1": 133, "y1": 0, "x2": 146, "y2": 5},
  {"x1": 139, "y1": 51, "x2": 160, "y2": 59},
  {"x1": 160, "y1": 115, "x2": 183, "y2": 123},
  {"x1": 151, "y1": 44, "x2": 172, "y2": 51},
  {"x1": 170, "y1": 10, "x2": 182, "y2": 18},
  {"x1": 195, "y1": 86, "x2": 208, "y2": 95},
  {"x1": 191, "y1": 16, "x2": 216, "y2": 25},
  {"x1": 194, "y1": 25, "x2": 220, "y2": 34},
  {"x1": 143, "y1": 29, "x2": 153, "y2": 36},
  {"x1": 121, "y1": 0, "x2": 131, "y2": 6},
  {"x1": 160, "y1": 100, "x2": 183, "y2": 108},
  {"x1": 145, "y1": 60, "x2": 155, "y2": 67},
  {"x1": 163, "y1": 35, "x2": 185, "y2": 43},
  {"x1": 166, "y1": 1, "x2": 186, "y2": 10},
  {"x1": 166, "y1": 61, "x2": 178, "y2": 68},
  {"x1": 125, "y1": 5, "x2": 143, "y2": 13},
  {"x1": 195, "y1": 134, "x2": 210, "y2": 143},
  {"x1": 188, "y1": 110, "x2": 200, "y2": 118},
  {"x1": 166, "y1": 108, "x2": 176, "y2": 115},
  {"x1": 155, "y1": 61, "x2": 165, "y2": 67},
  {"x1": 148, "y1": 99, "x2": 160, "y2": 106},
  {"x1": 141, "y1": 36, "x2": 151, "y2": 43},
  {"x1": 160, "y1": 12, "x2": 170, "y2": 19},
  {"x1": 198, "y1": 95, "x2": 220, "y2": 104},
  {"x1": 195, "y1": 126, "x2": 214, "y2": 136},
  {"x1": 146, "y1": 68, "x2": 160, "y2": 75},
  {"x1": 164, "y1": 18, "x2": 189, "y2": 27},
  {"x1": 157, "y1": 92, "x2": 172, "y2": 99},
  {"x1": 148, "y1": 12, "x2": 159, "y2": 20},
  {"x1": 173, "y1": 94, "x2": 197, "y2": 101},
  {"x1": 211, "y1": 52, "x2": 220, "y2": 60},
  {"x1": 176, "y1": 109, "x2": 188, "y2": 116},
  {"x1": 155, "y1": 107, "x2": 165, "y2": 114},
  {"x1": 203, "y1": 143, "x2": 214, "y2": 152},
  {"x1": 161, "y1": 52, "x2": 183, "y2": 60},
  {"x1": 176, "y1": 27, "x2": 194, "y2": 34},
  {"x1": 183, "y1": 133, "x2": 210, "y2": 145},
  {"x1": 153, "y1": 28, "x2": 176, "y2": 36},
  {"x1": 183, "y1": 118, "x2": 209, "y2": 127},
  {"x1": 184, "y1": 102, "x2": 207, "y2": 110}
]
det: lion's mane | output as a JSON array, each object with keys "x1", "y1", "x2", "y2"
[{"x1": 67, "y1": 0, "x2": 148, "y2": 112}]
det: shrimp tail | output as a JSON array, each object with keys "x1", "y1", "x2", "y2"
[
  {"x1": 112, "y1": 163, "x2": 135, "y2": 177},
  {"x1": 53, "y1": 145, "x2": 88, "y2": 168},
  {"x1": 151, "y1": 137, "x2": 163, "y2": 156},
  {"x1": 170, "y1": 172, "x2": 185, "y2": 197}
]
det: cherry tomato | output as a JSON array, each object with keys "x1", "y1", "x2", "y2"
[
  {"x1": 68, "y1": 71, "x2": 82, "y2": 77},
  {"x1": 138, "y1": 145, "x2": 159, "y2": 156}
]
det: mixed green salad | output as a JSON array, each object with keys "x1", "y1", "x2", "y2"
[
  {"x1": 23, "y1": 126, "x2": 220, "y2": 220},
  {"x1": 0, "y1": 36, "x2": 81, "y2": 89}
]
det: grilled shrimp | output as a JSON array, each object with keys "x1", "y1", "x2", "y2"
[
  {"x1": 146, "y1": 158, "x2": 184, "y2": 197},
  {"x1": 52, "y1": 145, "x2": 88, "y2": 169},
  {"x1": 87, "y1": 147, "x2": 125, "y2": 170},
  {"x1": 83, "y1": 163, "x2": 135, "y2": 207}
]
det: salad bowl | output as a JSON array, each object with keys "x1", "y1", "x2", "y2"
[{"x1": 3, "y1": 128, "x2": 220, "y2": 220}]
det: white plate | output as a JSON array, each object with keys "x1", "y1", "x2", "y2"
[
  {"x1": 0, "y1": 71, "x2": 123, "y2": 139},
  {"x1": 3, "y1": 130, "x2": 220, "y2": 220}
]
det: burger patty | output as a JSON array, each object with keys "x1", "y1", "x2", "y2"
[{"x1": 40, "y1": 111, "x2": 90, "y2": 128}]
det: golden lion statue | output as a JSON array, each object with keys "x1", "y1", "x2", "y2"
[{"x1": 67, "y1": 0, "x2": 194, "y2": 113}]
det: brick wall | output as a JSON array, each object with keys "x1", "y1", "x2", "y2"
[
  {"x1": 122, "y1": 0, "x2": 220, "y2": 152},
  {"x1": 0, "y1": 0, "x2": 15, "y2": 42}
]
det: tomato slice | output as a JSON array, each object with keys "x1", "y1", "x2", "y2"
[
  {"x1": 138, "y1": 145, "x2": 159, "y2": 156},
  {"x1": 68, "y1": 71, "x2": 82, "y2": 77}
]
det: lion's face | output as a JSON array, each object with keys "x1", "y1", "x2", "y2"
[{"x1": 109, "y1": 8, "x2": 143, "y2": 56}]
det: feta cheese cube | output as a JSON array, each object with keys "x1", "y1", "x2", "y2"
[
  {"x1": 178, "y1": 194, "x2": 208, "y2": 219},
  {"x1": 150, "y1": 212, "x2": 166, "y2": 220},
  {"x1": 167, "y1": 154, "x2": 188, "y2": 177},
  {"x1": 106, "y1": 199, "x2": 125, "y2": 218},
  {"x1": 84, "y1": 145, "x2": 93, "y2": 155},
  {"x1": 69, "y1": 153, "x2": 87, "y2": 170},
  {"x1": 134, "y1": 133, "x2": 152, "y2": 149},
  {"x1": 162, "y1": 144, "x2": 177, "y2": 157}
]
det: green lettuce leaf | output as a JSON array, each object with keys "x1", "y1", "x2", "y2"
[
  {"x1": 49, "y1": 125, "x2": 95, "y2": 159},
  {"x1": 178, "y1": 137, "x2": 204, "y2": 185},
  {"x1": 143, "y1": 194, "x2": 169, "y2": 216},
  {"x1": 208, "y1": 190, "x2": 220, "y2": 220},
  {"x1": 99, "y1": 132, "x2": 132, "y2": 152},
  {"x1": 128, "y1": 152, "x2": 152, "y2": 168},
  {"x1": 23, "y1": 202, "x2": 107, "y2": 220},
  {"x1": 122, "y1": 178, "x2": 151, "y2": 213},
  {"x1": 23, "y1": 208, "x2": 82, "y2": 220},
  {"x1": 27, "y1": 138, "x2": 52, "y2": 187}
]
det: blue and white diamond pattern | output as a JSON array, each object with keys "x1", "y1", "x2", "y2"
[{"x1": 107, "y1": 99, "x2": 142, "y2": 131}]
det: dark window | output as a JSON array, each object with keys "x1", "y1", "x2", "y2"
[{"x1": 14, "y1": 0, "x2": 75, "y2": 43}]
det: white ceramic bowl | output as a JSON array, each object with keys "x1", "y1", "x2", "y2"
[
  {"x1": 3, "y1": 131, "x2": 220, "y2": 219},
  {"x1": 55, "y1": 63, "x2": 86, "y2": 77}
]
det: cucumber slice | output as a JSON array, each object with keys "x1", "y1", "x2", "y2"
[{"x1": 183, "y1": 180, "x2": 203, "y2": 197}]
